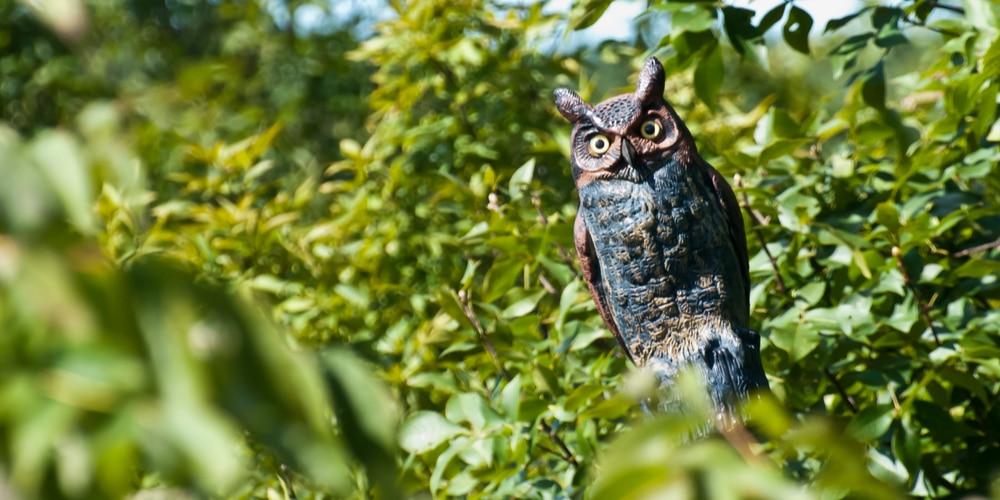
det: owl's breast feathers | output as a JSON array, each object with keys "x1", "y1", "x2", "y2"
[{"x1": 575, "y1": 158, "x2": 767, "y2": 407}]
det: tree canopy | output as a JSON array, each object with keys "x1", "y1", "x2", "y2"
[{"x1": 2, "y1": 0, "x2": 999, "y2": 498}]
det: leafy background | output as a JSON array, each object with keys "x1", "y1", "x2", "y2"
[{"x1": 1, "y1": 0, "x2": 999, "y2": 498}]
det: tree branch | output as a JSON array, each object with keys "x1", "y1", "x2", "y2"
[
  {"x1": 892, "y1": 246, "x2": 941, "y2": 346},
  {"x1": 927, "y1": 1, "x2": 965, "y2": 15},
  {"x1": 951, "y1": 237, "x2": 1000, "y2": 258}
]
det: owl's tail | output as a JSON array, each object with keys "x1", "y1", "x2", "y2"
[{"x1": 644, "y1": 325, "x2": 769, "y2": 422}]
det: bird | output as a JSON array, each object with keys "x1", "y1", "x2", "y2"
[{"x1": 553, "y1": 56, "x2": 768, "y2": 419}]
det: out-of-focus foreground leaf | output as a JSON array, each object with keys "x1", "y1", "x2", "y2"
[{"x1": 0, "y1": 118, "x2": 395, "y2": 498}]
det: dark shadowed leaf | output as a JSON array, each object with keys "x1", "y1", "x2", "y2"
[{"x1": 783, "y1": 6, "x2": 813, "y2": 54}]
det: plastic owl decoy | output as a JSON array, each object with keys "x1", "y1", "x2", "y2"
[{"x1": 554, "y1": 57, "x2": 768, "y2": 417}]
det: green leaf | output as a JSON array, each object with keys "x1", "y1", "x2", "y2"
[
  {"x1": 693, "y1": 41, "x2": 723, "y2": 109},
  {"x1": 783, "y1": 6, "x2": 813, "y2": 55},
  {"x1": 825, "y1": 7, "x2": 871, "y2": 33},
  {"x1": 982, "y1": 35, "x2": 1000, "y2": 80},
  {"x1": 794, "y1": 281, "x2": 825, "y2": 306},
  {"x1": 500, "y1": 375, "x2": 522, "y2": 419},
  {"x1": 938, "y1": 366, "x2": 988, "y2": 402},
  {"x1": 501, "y1": 290, "x2": 545, "y2": 319},
  {"x1": 429, "y1": 436, "x2": 466, "y2": 494},
  {"x1": 569, "y1": 0, "x2": 613, "y2": 30},
  {"x1": 758, "y1": 3, "x2": 788, "y2": 35},
  {"x1": 578, "y1": 393, "x2": 633, "y2": 420},
  {"x1": 872, "y1": 6, "x2": 907, "y2": 48},
  {"x1": 445, "y1": 392, "x2": 501, "y2": 431},
  {"x1": 672, "y1": 6, "x2": 718, "y2": 34},
  {"x1": 30, "y1": 131, "x2": 95, "y2": 232},
  {"x1": 321, "y1": 347, "x2": 398, "y2": 454},
  {"x1": 508, "y1": 158, "x2": 535, "y2": 201},
  {"x1": 892, "y1": 418, "x2": 921, "y2": 475},
  {"x1": 759, "y1": 138, "x2": 811, "y2": 165},
  {"x1": 846, "y1": 404, "x2": 893, "y2": 440},
  {"x1": 721, "y1": 6, "x2": 758, "y2": 55},
  {"x1": 861, "y1": 60, "x2": 887, "y2": 111},
  {"x1": 563, "y1": 384, "x2": 606, "y2": 412},
  {"x1": 767, "y1": 308, "x2": 820, "y2": 361},
  {"x1": 399, "y1": 412, "x2": 465, "y2": 455},
  {"x1": 831, "y1": 33, "x2": 874, "y2": 57},
  {"x1": 556, "y1": 278, "x2": 582, "y2": 335},
  {"x1": 875, "y1": 201, "x2": 900, "y2": 233}
]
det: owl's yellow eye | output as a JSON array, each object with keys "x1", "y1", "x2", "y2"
[
  {"x1": 588, "y1": 134, "x2": 611, "y2": 156},
  {"x1": 640, "y1": 120, "x2": 661, "y2": 139}
]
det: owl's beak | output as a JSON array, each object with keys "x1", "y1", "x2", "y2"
[{"x1": 621, "y1": 139, "x2": 647, "y2": 175}]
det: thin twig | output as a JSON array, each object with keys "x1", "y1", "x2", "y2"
[
  {"x1": 539, "y1": 421, "x2": 578, "y2": 467},
  {"x1": 899, "y1": 2, "x2": 964, "y2": 37},
  {"x1": 927, "y1": 1, "x2": 964, "y2": 15},
  {"x1": 459, "y1": 290, "x2": 512, "y2": 381},
  {"x1": 824, "y1": 368, "x2": 858, "y2": 414},
  {"x1": 735, "y1": 176, "x2": 787, "y2": 294},
  {"x1": 458, "y1": 290, "x2": 579, "y2": 467},
  {"x1": 892, "y1": 246, "x2": 941, "y2": 346},
  {"x1": 951, "y1": 237, "x2": 1000, "y2": 258}
]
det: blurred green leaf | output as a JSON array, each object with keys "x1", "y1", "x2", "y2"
[
  {"x1": 4, "y1": 0, "x2": 1000, "y2": 497},
  {"x1": 694, "y1": 41, "x2": 724, "y2": 108},
  {"x1": 846, "y1": 404, "x2": 893, "y2": 440}
]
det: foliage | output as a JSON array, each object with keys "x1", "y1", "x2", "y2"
[{"x1": 2, "y1": 0, "x2": 1000, "y2": 498}]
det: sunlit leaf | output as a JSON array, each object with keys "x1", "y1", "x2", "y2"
[{"x1": 399, "y1": 412, "x2": 466, "y2": 455}]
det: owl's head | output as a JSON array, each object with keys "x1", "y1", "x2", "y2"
[{"x1": 554, "y1": 57, "x2": 696, "y2": 186}]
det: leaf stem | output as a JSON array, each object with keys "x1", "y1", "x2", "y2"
[{"x1": 887, "y1": 384, "x2": 900, "y2": 412}]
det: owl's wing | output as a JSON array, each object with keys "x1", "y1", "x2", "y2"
[
  {"x1": 574, "y1": 214, "x2": 636, "y2": 364},
  {"x1": 701, "y1": 159, "x2": 750, "y2": 306}
]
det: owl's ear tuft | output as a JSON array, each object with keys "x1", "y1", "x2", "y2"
[
  {"x1": 554, "y1": 88, "x2": 589, "y2": 123},
  {"x1": 635, "y1": 57, "x2": 665, "y2": 103}
]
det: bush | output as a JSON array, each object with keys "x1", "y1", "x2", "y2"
[{"x1": 1, "y1": 0, "x2": 999, "y2": 498}]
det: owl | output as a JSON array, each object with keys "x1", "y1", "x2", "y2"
[{"x1": 554, "y1": 57, "x2": 768, "y2": 417}]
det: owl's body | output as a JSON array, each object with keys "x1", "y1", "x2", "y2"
[{"x1": 555, "y1": 57, "x2": 767, "y2": 415}]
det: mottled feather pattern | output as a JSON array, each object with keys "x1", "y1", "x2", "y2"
[{"x1": 555, "y1": 57, "x2": 767, "y2": 416}]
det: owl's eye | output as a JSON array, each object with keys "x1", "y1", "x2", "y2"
[
  {"x1": 640, "y1": 120, "x2": 662, "y2": 139},
  {"x1": 588, "y1": 134, "x2": 611, "y2": 156}
]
